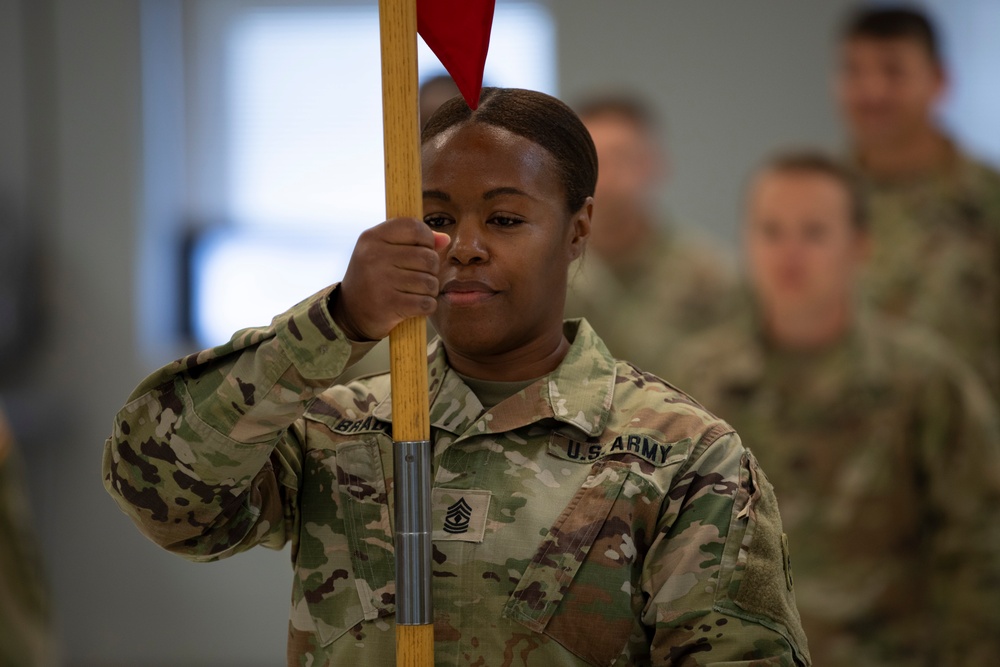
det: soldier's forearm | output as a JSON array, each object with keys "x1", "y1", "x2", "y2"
[{"x1": 102, "y1": 285, "x2": 371, "y2": 558}]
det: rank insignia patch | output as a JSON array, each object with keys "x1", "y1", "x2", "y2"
[
  {"x1": 432, "y1": 488, "x2": 492, "y2": 542},
  {"x1": 444, "y1": 498, "x2": 473, "y2": 533}
]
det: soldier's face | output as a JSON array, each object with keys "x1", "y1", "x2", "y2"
[
  {"x1": 421, "y1": 123, "x2": 591, "y2": 361},
  {"x1": 835, "y1": 37, "x2": 945, "y2": 148},
  {"x1": 746, "y1": 171, "x2": 867, "y2": 314}
]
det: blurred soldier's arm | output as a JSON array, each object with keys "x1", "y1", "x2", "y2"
[
  {"x1": 645, "y1": 432, "x2": 810, "y2": 666},
  {"x1": 102, "y1": 285, "x2": 375, "y2": 561},
  {"x1": 0, "y1": 409, "x2": 53, "y2": 666},
  {"x1": 917, "y1": 355, "x2": 1000, "y2": 663}
]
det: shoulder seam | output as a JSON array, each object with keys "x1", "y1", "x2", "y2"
[{"x1": 674, "y1": 422, "x2": 737, "y2": 479}]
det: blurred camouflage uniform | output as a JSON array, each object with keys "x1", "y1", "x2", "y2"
[
  {"x1": 858, "y1": 143, "x2": 1000, "y2": 399},
  {"x1": 0, "y1": 409, "x2": 53, "y2": 667},
  {"x1": 565, "y1": 228, "x2": 737, "y2": 378},
  {"x1": 674, "y1": 311, "x2": 1000, "y2": 666},
  {"x1": 103, "y1": 285, "x2": 809, "y2": 666}
]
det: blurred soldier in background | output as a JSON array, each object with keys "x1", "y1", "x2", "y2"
[
  {"x1": 0, "y1": 408, "x2": 53, "y2": 666},
  {"x1": 564, "y1": 95, "x2": 736, "y2": 376},
  {"x1": 675, "y1": 151, "x2": 1000, "y2": 666},
  {"x1": 836, "y1": 6, "x2": 1000, "y2": 400},
  {"x1": 0, "y1": 197, "x2": 54, "y2": 665}
]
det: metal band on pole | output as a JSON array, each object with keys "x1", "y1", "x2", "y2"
[{"x1": 393, "y1": 439, "x2": 433, "y2": 625}]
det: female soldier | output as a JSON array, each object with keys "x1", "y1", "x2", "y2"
[{"x1": 103, "y1": 88, "x2": 808, "y2": 666}]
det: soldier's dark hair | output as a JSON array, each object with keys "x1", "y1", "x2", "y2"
[
  {"x1": 421, "y1": 87, "x2": 598, "y2": 214},
  {"x1": 756, "y1": 151, "x2": 869, "y2": 232},
  {"x1": 840, "y1": 5, "x2": 941, "y2": 65},
  {"x1": 574, "y1": 93, "x2": 659, "y2": 132}
]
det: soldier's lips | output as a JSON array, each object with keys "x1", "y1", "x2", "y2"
[{"x1": 440, "y1": 280, "x2": 498, "y2": 306}]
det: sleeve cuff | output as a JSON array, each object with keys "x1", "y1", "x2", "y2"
[{"x1": 273, "y1": 284, "x2": 378, "y2": 380}]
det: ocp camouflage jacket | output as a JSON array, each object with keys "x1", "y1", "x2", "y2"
[{"x1": 103, "y1": 286, "x2": 809, "y2": 666}]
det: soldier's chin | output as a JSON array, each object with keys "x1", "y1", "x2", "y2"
[
  {"x1": 436, "y1": 319, "x2": 507, "y2": 356},
  {"x1": 759, "y1": 288, "x2": 817, "y2": 313},
  {"x1": 770, "y1": 292, "x2": 814, "y2": 309},
  {"x1": 852, "y1": 119, "x2": 905, "y2": 147}
]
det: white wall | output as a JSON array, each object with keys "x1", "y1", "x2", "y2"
[
  {"x1": 552, "y1": 0, "x2": 856, "y2": 246},
  {"x1": 0, "y1": 1, "x2": 26, "y2": 205},
  {"x1": 12, "y1": 2, "x2": 291, "y2": 665},
  {"x1": 917, "y1": 0, "x2": 1000, "y2": 167}
]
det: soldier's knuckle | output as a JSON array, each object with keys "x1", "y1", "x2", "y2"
[
  {"x1": 422, "y1": 274, "x2": 439, "y2": 294},
  {"x1": 419, "y1": 250, "x2": 438, "y2": 272},
  {"x1": 391, "y1": 217, "x2": 420, "y2": 239}
]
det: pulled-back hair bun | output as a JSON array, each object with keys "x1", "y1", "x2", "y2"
[{"x1": 422, "y1": 87, "x2": 598, "y2": 213}]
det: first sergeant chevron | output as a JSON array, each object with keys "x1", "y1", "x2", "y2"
[{"x1": 443, "y1": 498, "x2": 472, "y2": 534}]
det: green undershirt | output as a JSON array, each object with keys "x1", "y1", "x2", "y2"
[{"x1": 455, "y1": 372, "x2": 540, "y2": 410}]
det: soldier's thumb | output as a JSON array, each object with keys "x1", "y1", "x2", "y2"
[{"x1": 432, "y1": 232, "x2": 450, "y2": 250}]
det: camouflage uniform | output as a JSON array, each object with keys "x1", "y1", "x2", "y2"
[
  {"x1": 673, "y1": 311, "x2": 1000, "y2": 666},
  {"x1": 103, "y1": 285, "x2": 809, "y2": 666},
  {"x1": 0, "y1": 408, "x2": 53, "y2": 667},
  {"x1": 858, "y1": 143, "x2": 1000, "y2": 399},
  {"x1": 565, "y1": 227, "x2": 737, "y2": 378}
]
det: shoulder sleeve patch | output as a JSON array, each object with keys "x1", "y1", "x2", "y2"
[{"x1": 714, "y1": 450, "x2": 811, "y2": 665}]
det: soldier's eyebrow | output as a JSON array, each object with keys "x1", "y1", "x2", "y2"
[
  {"x1": 423, "y1": 187, "x2": 538, "y2": 202},
  {"x1": 423, "y1": 189, "x2": 450, "y2": 202},
  {"x1": 484, "y1": 186, "x2": 536, "y2": 201}
]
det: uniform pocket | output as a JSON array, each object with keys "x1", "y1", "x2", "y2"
[
  {"x1": 295, "y1": 439, "x2": 395, "y2": 646},
  {"x1": 502, "y1": 460, "x2": 640, "y2": 667}
]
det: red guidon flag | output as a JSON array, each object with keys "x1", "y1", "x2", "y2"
[{"x1": 417, "y1": 0, "x2": 496, "y2": 109}]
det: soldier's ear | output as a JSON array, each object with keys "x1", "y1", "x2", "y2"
[{"x1": 567, "y1": 197, "x2": 593, "y2": 261}]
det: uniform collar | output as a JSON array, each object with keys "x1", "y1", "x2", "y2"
[
  {"x1": 714, "y1": 303, "x2": 890, "y2": 393},
  {"x1": 372, "y1": 319, "x2": 616, "y2": 441},
  {"x1": 850, "y1": 136, "x2": 975, "y2": 191}
]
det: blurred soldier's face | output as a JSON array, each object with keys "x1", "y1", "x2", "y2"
[
  {"x1": 584, "y1": 114, "x2": 664, "y2": 206},
  {"x1": 746, "y1": 170, "x2": 866, "y2": 316},
  {"x1": 583, "y1": 113, "x2": 665, "y2": 262},
  {"x1": 835, "y1": 37, "x2": 945, "y2": 148},
  {"x1": 419, "y1": 82, "x2": 460, "y2": 128},
  {"x1": 422, "y1": 123, "x2": 591, "y2": 359}
]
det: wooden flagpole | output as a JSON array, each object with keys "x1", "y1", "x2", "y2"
[{"x1": 379, "y1": 0, "x2": 434, "y2": 665}]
